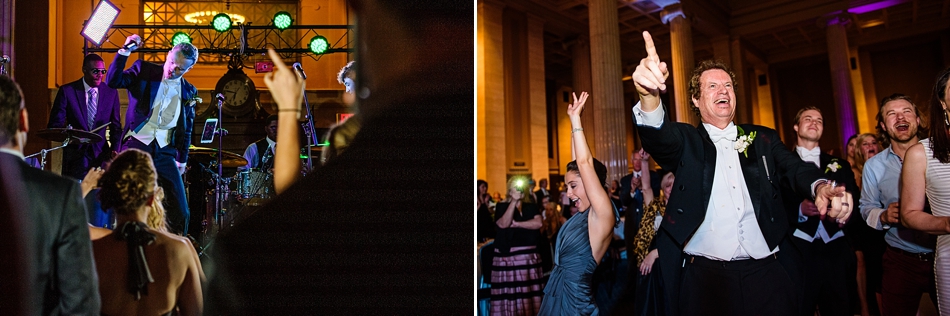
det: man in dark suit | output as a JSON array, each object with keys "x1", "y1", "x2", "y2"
[
  {"x1": 619, "y1": 148, "x2": 661, "y2": 255},
  {"x1": 0, "y1": 75, "x2": 100, "y2": 314},
  {"x1": 106, "y1": 36, "x2": 199, "y2": 235},
  {"x1": 47, "y1": 53, "x2": 121, "y2": 181},
  {"x1": 780, "y1": 107, "x2": 859, "y2": 316},
  {"x1": 534, "y1": 178, "x2": 550, "y2": 203},
  {"x1": 630, "y1": 31, "x2": 853, "y2": 315}
]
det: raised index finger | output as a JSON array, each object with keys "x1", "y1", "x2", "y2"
[
  {"x1": 266, "y1": 48, "x2": 290, "y2": 72},
  {"x1": 643, "y1": 31, "x2": 659, "y2": 62}
]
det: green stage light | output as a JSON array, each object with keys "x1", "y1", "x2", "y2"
[
  {"x1": 308, "y1": 35, "x2": 329, "y2": 54},
  {"x1": 212, "y1": 13, "x2": 232, "y2": 32},
  {"x1": 273, "y1": 11, "x2": 292, "y2": 30},
  {"x1": 171, "y1": 32, "x2": 191, "y2": 45}
]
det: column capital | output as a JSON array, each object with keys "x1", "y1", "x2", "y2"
[
  {"x1": 660, "y1": 3, "x2": 686, "y2": 25},
  {"x1": 817, "y1": 12, "x2": 851, "y2": 28},
  {"x1": 477, "y1": 0, "x2": 506, "y2": 10}
]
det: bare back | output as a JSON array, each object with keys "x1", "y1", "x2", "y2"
[{"x1": 93, "y1": 229, "x2": 202, "y2": 315}]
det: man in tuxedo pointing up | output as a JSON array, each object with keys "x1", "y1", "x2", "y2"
[{"x1": 630, "y1": 31, "x2": 854, "y2": 315}]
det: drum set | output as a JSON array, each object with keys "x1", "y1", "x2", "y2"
[
  {"x1": 26, "y1": 126, "x2": 281, "y2": 251},
  {"x1": 184, "y1": 146, "x2": 277, "y2": 248}
]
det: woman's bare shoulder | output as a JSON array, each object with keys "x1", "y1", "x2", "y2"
[{"x1": 152, "y1": 231, "x2": 197, "y2": 257}]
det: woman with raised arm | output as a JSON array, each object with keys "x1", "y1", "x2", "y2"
[
  {"x1": 538, "y1": 92, "x2": 617, "y2": 315},
  {"x1": 899, "y1": 66, "x2": 950, "y2": 313}
]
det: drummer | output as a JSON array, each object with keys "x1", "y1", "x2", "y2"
[{"x1": 240, "y1": 114, "x2": 277, "y2": 171}]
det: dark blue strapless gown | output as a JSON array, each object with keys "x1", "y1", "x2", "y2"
[{"x1": 538, "y1": 209, "x2": 599, "y2": 315}]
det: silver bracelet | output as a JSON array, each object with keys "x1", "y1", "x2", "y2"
[{"x1": 572, "y1": 127, "x2": 583, "y2": 133}]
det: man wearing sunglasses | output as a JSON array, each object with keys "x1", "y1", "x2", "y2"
[
  {"x1": 107, "y1": 34, "x2": 199, "y2": 236},
  {"x1": 48, "y1": 53, "x2": 121, "y2": 182}
]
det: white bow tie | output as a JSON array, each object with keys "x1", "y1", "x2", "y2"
[
  {"x1": 706, "y1": 124, "x2": 737, "y2": 143},
  {"x1": 798, "y1": 147, "x2": 821, "y2": 160}
]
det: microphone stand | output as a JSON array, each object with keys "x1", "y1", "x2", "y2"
[
  {"x1": 293, "y1": 63, "x2": 315, "y2": 173},
  {"x1": 214, "y1": 94, "x2": 227, "y2": 232},
  {"x1": 301, "y1": 90, "x2": 315, "y2": 173},
  {"x1": 0, "y1": 55, "x2": 9, "y2": 76}
]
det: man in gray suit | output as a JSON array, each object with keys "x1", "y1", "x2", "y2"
[{"x1": 0, "y1": 75, "x2": 100, "y2": 314}]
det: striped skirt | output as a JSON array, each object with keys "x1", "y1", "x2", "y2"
[{"x1": 490, "y1": 245, "x2": 545, "y2": 316}]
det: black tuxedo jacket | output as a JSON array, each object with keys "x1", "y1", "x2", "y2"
[
  {"x1": 0, "y1": 152, "x2": 100, "y2": 314},
  {"x1": 533, "y1": 188, "x2": 549, "y2": 204},
  {"x1": 47, "y1": 78, "x2": 121, "y2": 177},
  {"x1": 636, "y1": 113, "x2": 825, "y2": 314},
  {"x1": 781, "y1": 152, "x2": 860, "y2": 238},
  {"x1": 106, "y1": 55, "x2": 197, "y2": 163},
  {"x1": 619, "y1": 170, "x2": 661, "y2": 208}
]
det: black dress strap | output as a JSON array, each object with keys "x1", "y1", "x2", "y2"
[{"x1": 114, "y1": 221, "x2": 156, "y2": 300}]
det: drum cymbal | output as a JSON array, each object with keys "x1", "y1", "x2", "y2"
[
  {"x1": 188, "y1": 146, "x2": 248, "y2": 168},
  {"x1": 36, "y1": 128, "x2": 103, "y2": 143}
]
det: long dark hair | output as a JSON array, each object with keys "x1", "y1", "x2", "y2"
[{"x1": 930, "y1": 67, "x2": 950, "y2": 163}]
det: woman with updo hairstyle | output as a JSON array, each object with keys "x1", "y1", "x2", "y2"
[{"x1": 93, "y1": 149, "x2": 202, "y2": 316}]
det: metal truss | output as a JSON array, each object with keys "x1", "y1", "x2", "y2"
[{"x1": 84, "y1": 24, "x2": 354, "y2": 64}]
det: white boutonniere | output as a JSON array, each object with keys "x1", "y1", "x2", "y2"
[
  {"x1": 187, "y1": 96, "x2": 203, "y2": 107},
  {"x1": 734, "y1": 126, "x2": 756, "y2": 158},
  {"x1": 825, "y1": 159, "x2": 841, "y2": 173}
]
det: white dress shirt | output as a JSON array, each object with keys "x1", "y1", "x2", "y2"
[
  {"x1": 240, "y1": 137, "x2": 276, "y2": 170},
  {"x1": 633, "y1": 102, "x2": 777, "y2": 261},
  {"x1": 792, "y1": 146, "x2": 845, "y2": 243}
]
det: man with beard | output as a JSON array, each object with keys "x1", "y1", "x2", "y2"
[
  {"x1": 780, "y1": 107, "x2": 859, "y2": 316},
  {"x1": 859, "y1": 93, "x2": 937, "y2": 314}
]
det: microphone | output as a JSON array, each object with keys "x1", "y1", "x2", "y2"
[
  {"x1": 292, "y1": 62, "x2": 307, "y2": 79},
  {"x1": 0, "y1": 55, "x2": 8, "y2": 63},
  {"x1": 122, "y1": 41, "x2": 139, "y2": 51},
  {"x1": 215, "y1": 93, "x2": 225, "y2": 108}
]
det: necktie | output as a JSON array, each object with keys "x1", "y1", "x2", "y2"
[
  {"x1": 706, "y1": 123, "x2": 738, "y2": 143},
  {"x1": 87, "y1": 89, "x2": 98, "y2": 129},
  {"x1": 633, "y1": 189, "x2": 643, "y2": 209}
]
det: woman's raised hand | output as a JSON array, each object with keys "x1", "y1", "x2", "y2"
[{"x1": 567, "y1": 91, "x2": 590, "y2": 119}]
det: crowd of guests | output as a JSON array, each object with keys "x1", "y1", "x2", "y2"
[{"x1": 476, "y1": 30, "x2": 950, "y2": 316}]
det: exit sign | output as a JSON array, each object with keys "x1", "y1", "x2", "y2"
[{"x1": 337, "y1": 113, "x2": 354, "y2": 123}]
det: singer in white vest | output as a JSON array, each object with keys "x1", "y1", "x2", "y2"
[{"x1": 106, "y1": 34, "x2": 199, "y2": 236}]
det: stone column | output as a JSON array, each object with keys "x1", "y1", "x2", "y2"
[
  {"x1": 730, "y1": 38, "x2": 750, "y2": 124},
  {"x1": 824, "y1": 15, "x2": 858, "y2": 149},
  {"x1": 0, "y1": 0, "x2": 12, "y2": 76},
  {"x1": 526, "y1": 14, "x2": 549, "y2": 184},
  {"x1": 572, "y1": 37, "x2": 594, "y2": 156},
  {"x1": 663, "y1": 4, "x2": 697, "y2": 126},
  {"x1": 477, "y1": 0, "x2": 507, "y2": 193},
  {"x1": 588, "y1": 0, "x2": 628, "y2": 182}
]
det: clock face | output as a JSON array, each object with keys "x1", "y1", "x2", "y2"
[{"x1": 222, "y1": 79, "x2": 249, "y2": 106}]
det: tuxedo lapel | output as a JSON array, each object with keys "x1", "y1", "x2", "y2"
[
  {"x1": 739, "y1": 127, "x2": 762, "y2": 217},
  {"x1": 696, "y1": 125, "x2": 717, "y2": 209},
  {"x1": 72, "y1": 83, "x2": 89, "y2": 129}
]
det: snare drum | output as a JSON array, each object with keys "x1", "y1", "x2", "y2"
[{"x1": 234, "y1": 169, "x2": 275, "y2": 199}]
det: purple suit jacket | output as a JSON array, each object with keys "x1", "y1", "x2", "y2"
[{"x1": 47, "y1": 78, "x2": 121, "y2": 176}]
